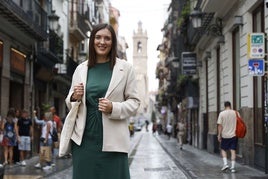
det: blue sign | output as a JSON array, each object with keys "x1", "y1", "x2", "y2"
[{"x1": 248, "y1": 59, "x2": 265, "y2": 76}]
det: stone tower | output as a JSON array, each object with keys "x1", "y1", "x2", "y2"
[{"x1": 132, "y1": 21, "x2": 148, "y2": 114}]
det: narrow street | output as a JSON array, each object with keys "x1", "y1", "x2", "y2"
[{"x1": 3, "y1": 125, "x2": 268, "y2": 179}]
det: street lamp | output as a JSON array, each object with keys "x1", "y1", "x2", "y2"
[
  {"x1": 48, "y1": 10, "x2": 59, "y2": 31},
  {"x1": 190, "y1": 8, "x2": 203, "y2": 28},
  {"x1": 190, "y1": 9, "x2": 224, "y2": 38}
]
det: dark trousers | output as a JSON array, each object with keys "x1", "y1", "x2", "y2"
[{"x1": 13, "y1": 145, "x2": 20, "y2": 163}]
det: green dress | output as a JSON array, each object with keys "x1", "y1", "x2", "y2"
[{"x1": 72, "y1": 61, "x2": 130, "y2": 179}]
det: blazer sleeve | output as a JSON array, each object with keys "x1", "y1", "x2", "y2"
[
  {"x1": 109, "y1": 63, "x2": 140, "y2": 120},
  {"x1": 65, "y1": 65, "x2": 82, "y2": 110}
]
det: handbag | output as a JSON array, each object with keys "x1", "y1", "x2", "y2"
[
  {"x1": 59, "y1": 101, "x2": 80, "y2": 157},
  {"x1": 40, "y1": 146, "x2": 52, "y2": 162},
  {"x1": 235, "y1": 111, "x2": 247, "y2": 138}
]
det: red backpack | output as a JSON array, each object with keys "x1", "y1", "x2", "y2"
[{"x1": 235, "y1": 111, "x2": 247, "y2": 138}]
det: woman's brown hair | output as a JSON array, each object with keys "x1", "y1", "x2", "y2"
[{"x1": 88, "y1": 23, "x2": 117, "y2": 69}]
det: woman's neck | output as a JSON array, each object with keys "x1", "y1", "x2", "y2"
[{"x1": 96, "y1": 56, "x2": 109, "y2": 63}]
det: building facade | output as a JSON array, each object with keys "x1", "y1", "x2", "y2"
[{"x1": 157, "y1": 0, "x2": 268, "y2": 171}]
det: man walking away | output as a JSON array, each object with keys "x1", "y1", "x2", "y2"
[
  {"x1": 166, "y1": 123, "x2": 173, "y2": 140},
  {"x1": 217, "y1": 101, "x2": 238, "y2": 173}
]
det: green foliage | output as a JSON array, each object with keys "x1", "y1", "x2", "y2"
[
  {"x1": 41, "y1": 103, "x2": 50, "y2": 113},
  {"x1": 177, "y1": 0, "x2": 191, "y2": 28}
]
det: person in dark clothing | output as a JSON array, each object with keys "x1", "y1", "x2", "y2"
[{"x1": 17, "y1": 110, "x2": 33, "y2": 166}]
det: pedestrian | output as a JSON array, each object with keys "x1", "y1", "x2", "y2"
[
  {"x1": 176, "y1": 119, "x2": 186, "y2": 150},
  {"x1": 217, "y1": 101, "x2": 238, "y2": 173},
  {"x1": 50, "y1": 106, "x2": 61, "y2": 157},
  {"x1": 50, "y1": 106, "x2": 62, "y2": 133},
  {"x1": 34, "y1": 111, "x2": 54, "y2": 170},
  {"x1": 64, "y1": 23, "x2": 140, "y2": 179},
  {"x1": 145, "y1": 119, "x2": 149, "y2": 132},
  {"x1": 17, "y1": 109, "x2": 33, "y2": 166},
  {"x1": 13, "y1": 108, "x2": 20, "y2": 164},
  {"x1": 1, "y1": 108, "x2": 17, "y2": 165},
  {"x1": 166, "y1": 123, "x2": 173, "y2": 140},
  {"x1": 152, "y1": 122, "x2": 157, "y2": 135}
]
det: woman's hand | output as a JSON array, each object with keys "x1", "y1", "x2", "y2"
[
  {"x1": 98, "y1": 98, "x2": 113, "y2": 114},
  {"x1": 71, "y1": 83, "x2": 84, "y2": 101}
]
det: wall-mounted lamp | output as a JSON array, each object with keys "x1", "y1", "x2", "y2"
[
  {"x1": 48, "y1": 10, "x2": 59, "y2": 31},
  {"x1": 190, "y1": 8, "x2": 203, "y2": 28},
  {"x1": 233, "y1": 15, "x2": 243, "y2": 28},
  {"x1": 190, "y1": 9, "x2": 223, "y2": 37}
]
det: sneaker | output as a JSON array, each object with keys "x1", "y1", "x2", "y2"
[
  {"x1": 16, "y1": 161, "x2": 21, "y2": 165},
  {"x1": 0, "y1": 164, "x2": 3, "y2": 168},
  {"x1": 35, "y1": 163, "x2": 41, "y2": 169},
  {"x1": 221, "y1": 164, "x2": 229, "y2": 171},
  {"x1": 21, "y1": 161, "x2": 26, "y2": 166},
  {"x1": 42, "y1": 165, "x2": 52, "y2": 170},
  {"x1": 51, "y1": 163, "x2": 56, "y2": 167},
  {"x1": 230, "y1": 167, "x2": 236, "y2": 173}
]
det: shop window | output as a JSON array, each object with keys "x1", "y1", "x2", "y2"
[{"x1": 10, "y1": 48, "x2": 26, "y2": 75}]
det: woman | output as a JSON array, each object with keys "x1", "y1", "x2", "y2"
[
  {"x1": 1, "y1": 108, "x2": 17, "y2": 165},
  {"x1": 65, "y1": 23, "x2": 140, "y2": 179},
  {"x1": 34, "y1": 111, "x2": 54, "y2": 170}
]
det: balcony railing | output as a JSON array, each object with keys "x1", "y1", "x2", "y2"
[
  {"x1": 69, "y1": 10, "x2": 90, "y2": 40},
  {"x1": 0, "y1": 0, "x2": 48, "y2": 40},
  {"x1": 49, "y1": 30, "x2": 63, "y2": 64}
]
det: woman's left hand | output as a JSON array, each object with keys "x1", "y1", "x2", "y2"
[{"x1": 98, "y1": 98, "x2": 113, "y2": 114}]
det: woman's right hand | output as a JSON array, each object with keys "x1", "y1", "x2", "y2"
[{"x1": 71, "y1": 83, "x2": 84, "y2": 101}]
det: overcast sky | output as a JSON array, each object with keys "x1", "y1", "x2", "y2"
[{"x1": 110, "y1": 0, "x2": 171, "y2": 92}]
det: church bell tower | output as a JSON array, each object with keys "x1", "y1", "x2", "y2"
[{"x1": 132, "y1": 21, "x2": 148, "y2": 114}]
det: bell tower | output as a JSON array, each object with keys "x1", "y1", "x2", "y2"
[{"x1": 132, "y1": 21, "x2": 148, "y2": 114}]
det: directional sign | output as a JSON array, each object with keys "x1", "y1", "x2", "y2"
[
  {"x1": 247, "y1": 33, "x2": 265, "y2": 58},
  {"x1": 248, "y1": 59, "x2": 265, "y2": 76}
]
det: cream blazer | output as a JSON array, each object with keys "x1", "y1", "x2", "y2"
[{"x1": 65, "y1": 58, "x2": 140, "y2": 153}]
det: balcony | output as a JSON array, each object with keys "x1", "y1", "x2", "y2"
[
  {"x1": 69, "y1": 11, "x2": 90, "y2": 42},
  {"x1": 0, "y1": 0, "x2": 48, "y2": 41},
  {"x1": 36, "y1": 30, "x2": 63, "y2": 69}
]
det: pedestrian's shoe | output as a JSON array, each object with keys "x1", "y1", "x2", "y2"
[
  {"x1": 3, "y1": 161, "x2": 8, "y2": 166},
  {"x1": 35, "y1": 163, "x2": 41, "y2": 169},
  {"x1": 221, "y1": 164, "x2": 229, "y2": 171},
  {"x1": 0, "y1": 164, "x2": 3, "y2": 168},
  {"x1": 51, "y1": 163, "x2": 56, "y2": 167},
  {"x1": 42, "y1": 165, "x2": 52, "y2": 170},
  {"x1": 230, "y1": 167, "x2": 236, "y2": 173},
  {"x1": 21, "y1": 160, "x2": 26, "y2": 166}
]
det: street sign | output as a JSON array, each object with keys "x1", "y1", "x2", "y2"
[
  {"x1": 248, "y1": 59, "x2": 265, "y2": 76},
  {"x1": 181, "y1": 52, "x2": 197, "y2": 75},
  {"x1": 247, "y1": 33, "x2": 265, "y2": 58}
]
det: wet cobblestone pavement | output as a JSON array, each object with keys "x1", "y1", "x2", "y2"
[{"x1": 3, "y1": 126, "x2": 268, "y2": 178}]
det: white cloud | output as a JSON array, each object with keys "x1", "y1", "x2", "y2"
[{"x1": 110, "y1": 0, "x2": 170, "y2": 91}]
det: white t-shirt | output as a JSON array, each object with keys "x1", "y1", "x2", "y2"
[
  {"x1": 41, "y1": 120, "x2": 53, "y2": 139},
  {"x1": 166, "y1": 124, "x2": 172, "y2": 133},
  {"x1": 217, "y1": 109, "x2": 237, "y2": 138}
]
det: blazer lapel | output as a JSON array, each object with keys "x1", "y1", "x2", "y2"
[{"x1": 105, "y1": 59, "x2": 124, "y2": 98}]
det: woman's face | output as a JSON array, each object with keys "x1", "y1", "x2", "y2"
[{"x1": 94, "y1": 28, "x2": 112, "y2": 58}]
